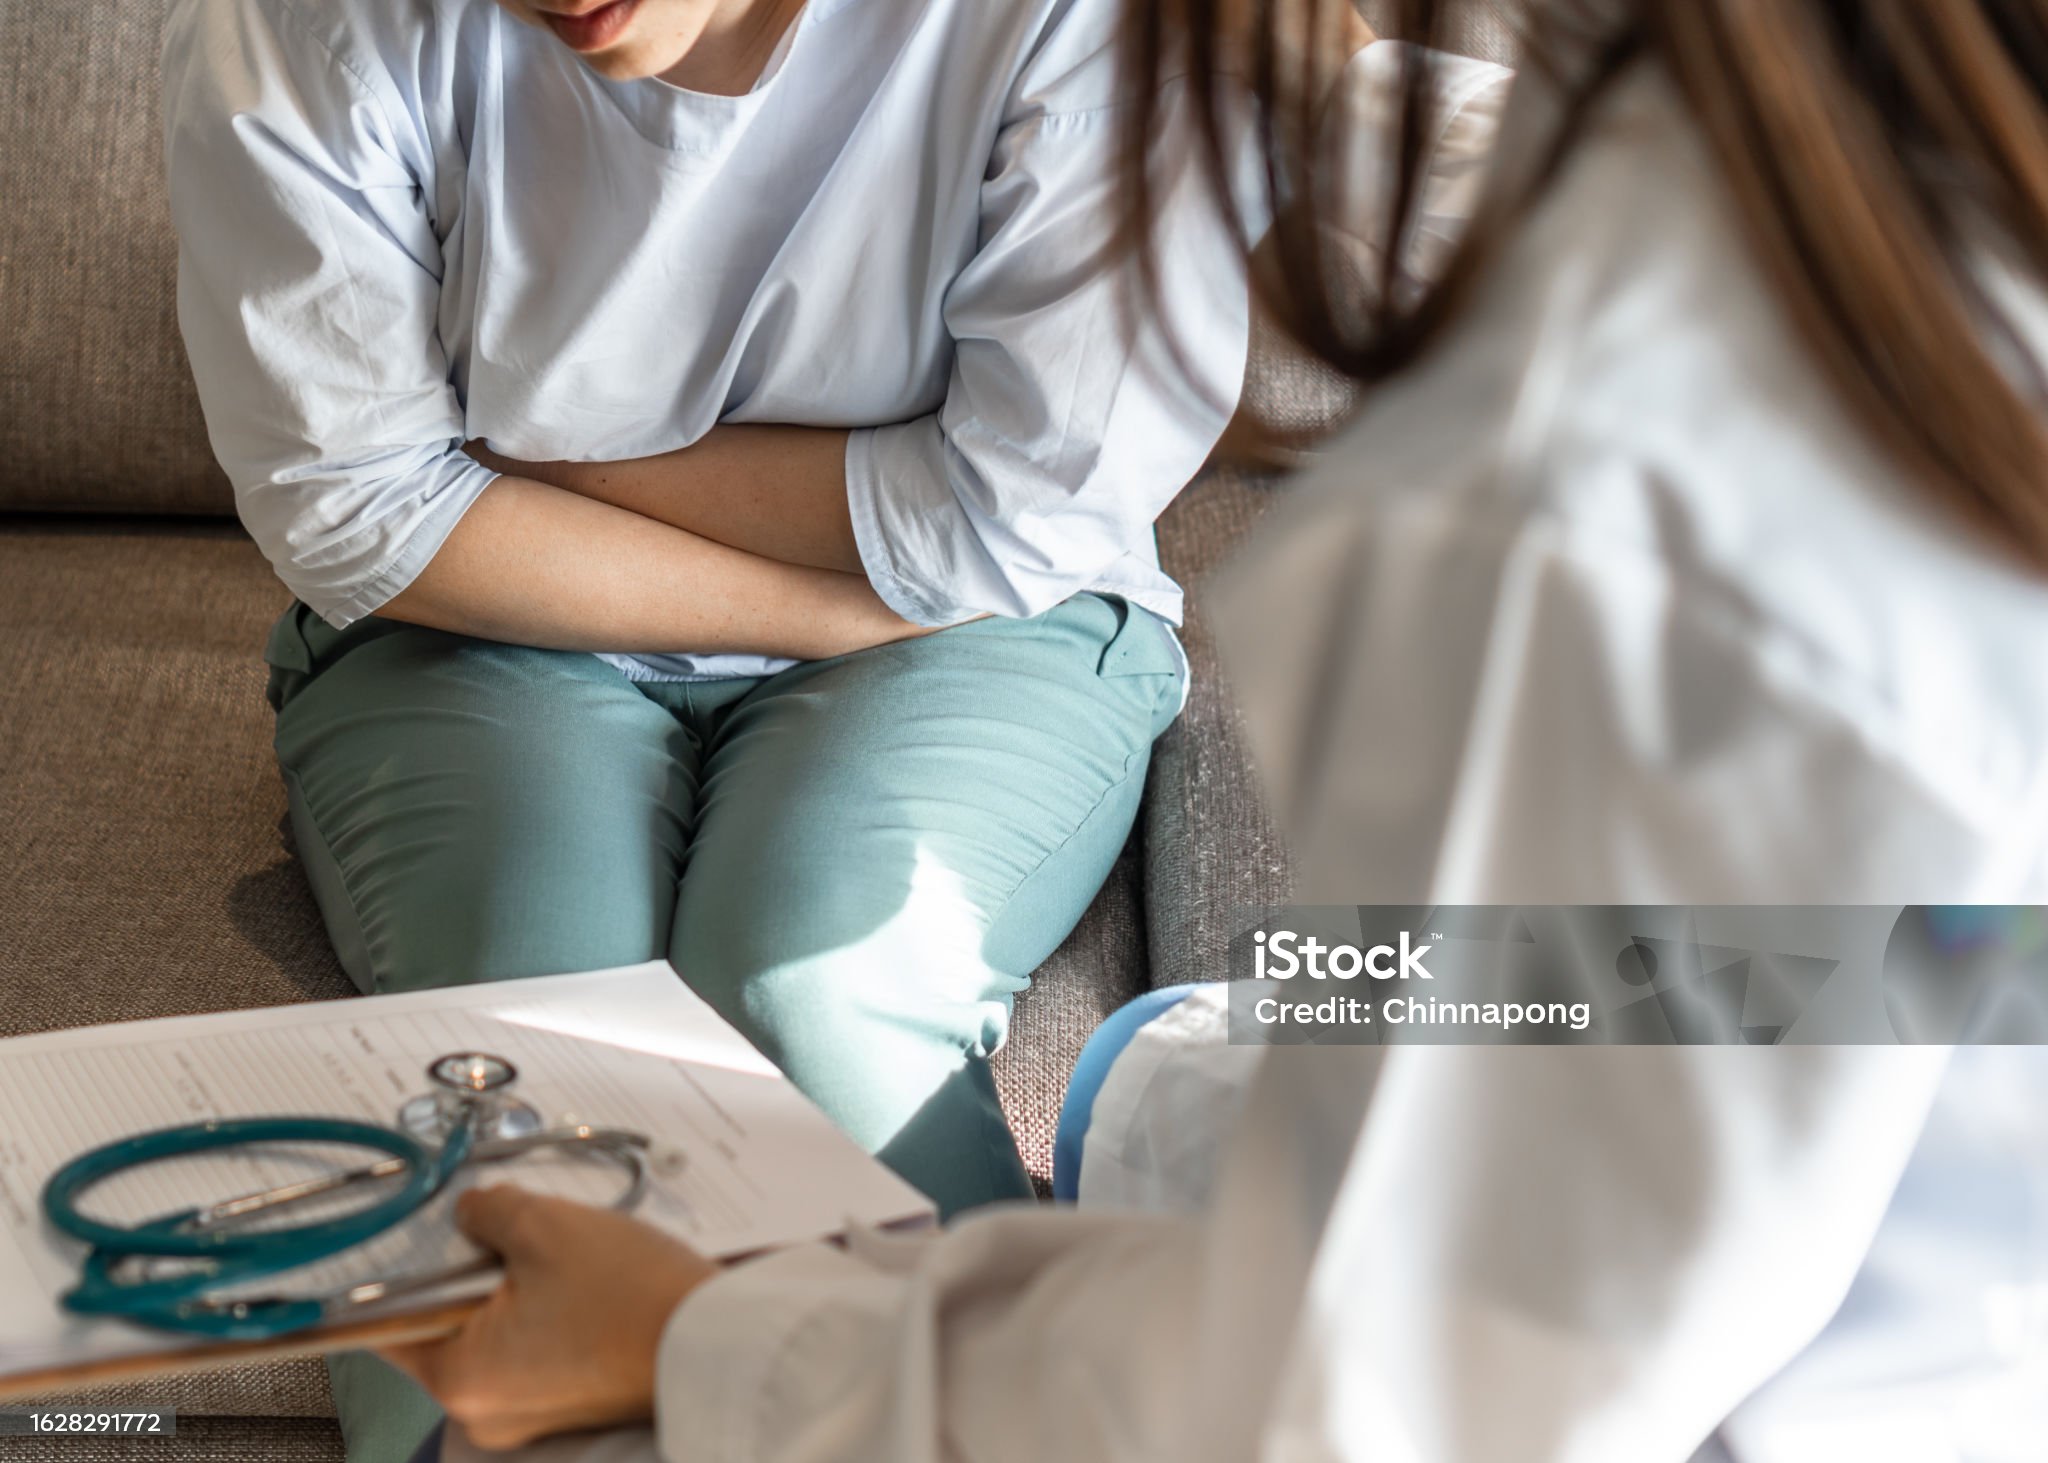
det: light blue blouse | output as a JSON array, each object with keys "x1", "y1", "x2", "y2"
[{"x1": 162, "y1": 0, "x2": 1248, "y2": 679}]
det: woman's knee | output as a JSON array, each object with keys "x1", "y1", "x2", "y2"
[
  {"x1": 670, "y1": 882, "x2": 1018, "y2": 1066},
  {"x1": 271, "y1": 629, "x2": 695, "y2": 995},
  {"x1": 287, "y1": 770, "x2": 687, "y2": 994},
  {"x1": 359, "y1": 891, "x2": 670, "y2": 994}
]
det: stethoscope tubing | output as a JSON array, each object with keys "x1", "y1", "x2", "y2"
[
  {"x1": 44, "y1": 1115, "x2": 457, "y2": 1257},
  {"x1": 41, "y1": 1114, "x2": 652, "y2": 1340},
  {"x1": 44, "y1": 1115, "x2": 470, "y2": 1338}
]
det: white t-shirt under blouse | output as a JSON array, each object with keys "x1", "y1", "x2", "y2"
[{"x1": 162, "y1": 0, "x2": 1248, "y2": 680}]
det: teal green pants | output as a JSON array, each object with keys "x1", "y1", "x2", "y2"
[{"x1": 262, "y1": 592, "x2": 1184, "y2": 1463}]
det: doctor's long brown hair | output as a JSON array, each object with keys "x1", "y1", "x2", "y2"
[{"x1": 1124, "y1": 0, "x2": 2048, "y2": 566}]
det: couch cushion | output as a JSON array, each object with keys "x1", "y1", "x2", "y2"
[
  {"x1": 1145, "y1": 466, "x2": 1299, "y2": 987},
  {"x1": 0, "y1": 5, "x2": 230, "y2": 515},
  {"x1": 12, "y1": 1365, "x2": 339, "y2": 1426},
  {"x1": 990, "y1": 836, "x2": 1149, "y2": 1186},
  {"x1": 0, "y1": 521, "x2": 348, "y2": 1028}
]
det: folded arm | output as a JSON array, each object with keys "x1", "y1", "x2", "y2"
[
  {"x1": 466, "y1": 427, "x2": 865, "y2": 576},
  {"x1": 381, "y1": 473, "x2": 925, "y2": 658}
]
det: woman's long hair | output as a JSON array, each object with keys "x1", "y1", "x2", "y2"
[{"x1": 1123, "y1": 0, "x2": 2048, "y2": 566}]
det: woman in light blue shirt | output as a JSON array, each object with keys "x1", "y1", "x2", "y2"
[{"x1": 161, "y1": 0, "x2": 1245, "y2": 1456}]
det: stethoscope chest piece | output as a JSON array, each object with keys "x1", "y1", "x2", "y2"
[{"x1": 398, "y1": 1051, "x2": 543, "y2": 1145}]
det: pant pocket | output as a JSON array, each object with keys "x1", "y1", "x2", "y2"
[
  {"x1": 1091, "y1": 596, "x2": 1189, "y2": 732},
  {"x1": 1094, "y1": 596, "x2": 1185, "y2": 679},
  {"x1": 263, "y1": 604, "x2": 322, "y2": 714},
  {"x1": 264, "y1": 603, "x2": 414, "y2": 714}
]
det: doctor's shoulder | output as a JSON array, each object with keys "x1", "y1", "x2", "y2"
[
  {"x1": 1297, "y1": 65, "x2": 2048, "y2": 846},
  {"x1": 1538, "y1": 75, "x2": 2048, "y2": 835}
]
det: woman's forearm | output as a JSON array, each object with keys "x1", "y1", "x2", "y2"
[
  {"x1": 468, "y1": 426, "x2": 864, "y2": 574},
  {"x1": 380, "y1": 474, "x2": 928, "y2": 658}
]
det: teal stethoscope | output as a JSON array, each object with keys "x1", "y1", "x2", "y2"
[{"x1": 41, "y1": 1053, "x2": 659, "y2": 1341}]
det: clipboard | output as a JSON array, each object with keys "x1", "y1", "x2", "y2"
[
  {"x1": 0, "y1": 1296, "x2": 479, "y2": 1403},
  {"x1": 0, "y1": 962, "x2": 934, "y2": 1398}
]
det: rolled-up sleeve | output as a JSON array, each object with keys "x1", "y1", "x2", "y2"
[
  {"x1": 163, "y1": 0, "x2": 495, "y2": 626},
  {"x1": 846, "y1": 55, "x2": 1250, "y2": 625}
]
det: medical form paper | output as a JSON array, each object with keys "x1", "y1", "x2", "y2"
[{"x1": 0, "y1": 962, "x2": 934, "y2": 1391}]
